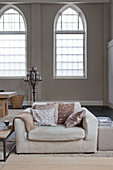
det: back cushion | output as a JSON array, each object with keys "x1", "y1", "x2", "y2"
[
  {"x1": 32, "y1": 102, "x2": 81, "y2": 124},
  {"x1": 58, "y1": 102, "x2": 81, "y2": 124}
]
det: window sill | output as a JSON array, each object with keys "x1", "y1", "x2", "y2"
[
  {"x1": 53, "y1": 76, "x2": 87, "y2": 80},
  {"x1": 0, "y1": 76, "x2": 26, "y2": 80}
]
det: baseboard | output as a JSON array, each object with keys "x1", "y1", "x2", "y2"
[
  {"x1": 78, "y1": 100, "x2": 103, "y2": 106},
  {"x1": 9, "y1": 100, "x2": 104, "y2": 107},
  {"x1": 23, "y1": 100, "x2": 104, "y2": 106},
  {"x1": 39, "y1": 100, "x2": 103, "y2": 106},
  {"x1": 108, "y1": 102, "x2": 113, "y2": 109}
]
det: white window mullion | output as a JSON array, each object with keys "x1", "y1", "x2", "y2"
[
  {"x1": 0, "y1": 31, "x2": 26, "y2": 34},
  {"x1": 3, "y1": 14, "x2": 4, "y2": 30},
  {"x1": 61, "y1": 12, "x2": 62, "y2": 30},
  {"x1": 56, "y1": 30, "x2": 85, "y2": 34},
  {"x1": 78, "y1": 13, "x2": 79, "y2": 30}
]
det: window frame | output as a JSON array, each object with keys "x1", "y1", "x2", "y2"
[
  {"x1": 53, "y1": 4, "x2": 87, "y2": 79},
  {"x1": 0, "y1": 5, "x2": 27, "y2": 79}
]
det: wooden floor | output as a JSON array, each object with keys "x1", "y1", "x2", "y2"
[
  {"x1": 2, "y1": 156, "x2": 113, "y2": 170},
  {"x1": 85, "y1": 106, "x2": 113, "y2": 120}
]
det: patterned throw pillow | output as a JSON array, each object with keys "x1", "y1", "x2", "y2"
[
  {"x1": 31, "y1": 108, "x2": 57, "y2": 126},
  {"x1": 65, "y1": 108, "x2": 86, "y2": 128},
  {"x1": 32, "y1": 103, "x2": 58, "y2": 124},
  {"x1": 58, "y1": 102, "x2": 81, "y2": 124}
]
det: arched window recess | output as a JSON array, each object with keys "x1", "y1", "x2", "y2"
[
  {"x1": 0, "y1": 5, "x2": 27, "y2": 78},
  {"x1": 53, "y1": 5, "x2": 87, "y2": 79}
]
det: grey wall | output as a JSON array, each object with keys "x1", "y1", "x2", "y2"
[
  {"x1": 108, "y1": 40, "x2": 113, "y2": 108},
  {"x1": 41, "y1": 3, "x2": 110, "y2": 104},
  {"x1": 108, "y1": 1, "x2": 113, "y2": 108},
  {"x1": 111, "y1": 0, "x2": 113, "y2": 38},
  {"x1": 0, "y1": 3, "x2": 110, "y2": 105}
]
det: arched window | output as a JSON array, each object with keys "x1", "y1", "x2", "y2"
[
  {"x1": 0, "y1": 5, "x2": 26, "y2": 78},
  {"x1": 53, "y1": 5, "x2": 87, "y2": 79}
]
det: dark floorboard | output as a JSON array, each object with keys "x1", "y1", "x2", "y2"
[{"x1": 85, "y1": 106, "x2": 113, "y2": 120}]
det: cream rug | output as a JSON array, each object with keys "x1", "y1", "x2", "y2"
[{"x1": 1, "y1": 156, "x2": 113, "y2": 170}]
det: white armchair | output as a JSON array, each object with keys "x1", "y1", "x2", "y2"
[{"x1": 14, "y1": 107, "x2": 98, "y2": 154}]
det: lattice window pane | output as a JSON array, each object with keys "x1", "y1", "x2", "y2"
[
  {"x1": 56, "y1": 7, "x2": 83, "y2": 31},
  {"x1": 0, "y1": 8, "x2": 25, "y2": 31},
  {"x1": 0, "y1": 8, "x2": 26, "y2": 77},
  {"x1": 55, "y1": 15, "x2": 84, "y2": 77}
]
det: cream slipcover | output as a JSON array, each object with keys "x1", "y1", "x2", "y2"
[
  {"x1": 28, "y1": 125, "x2": 85, "y2": 141},
  {"x1": 14, "y1": 105, "x2": 98, "y2": 153}
]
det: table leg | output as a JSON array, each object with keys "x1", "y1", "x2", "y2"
[
  {"x1": 5, "y1": 99, "x2": 8, "y2": 116},
  {"x1": 0, "y1": 132, "x2": 16, "y2": 162},
  {"x1": 0, "y1": 100, "x2": 6, "y2": 117},
  {"x1": 3, "y1": 140, "x2": 6, "y2": 161}
]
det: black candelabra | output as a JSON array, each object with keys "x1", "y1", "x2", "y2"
[{"x1": 24, "y1": 67, "x2": 42, "y2": 103}]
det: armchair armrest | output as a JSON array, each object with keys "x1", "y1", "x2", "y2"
[
  {"x1": 15, "y1": 119, "x2": 27, "y2": 142},
  {"x1": 83, "y1": 108, "x2": 98, "y2": 141},
  {"x1": 13, "y1": 108, "x2": 36, "y2": 132},
  {"x1": 14, "y1": 119, "x2": 31, "y2": 153}
]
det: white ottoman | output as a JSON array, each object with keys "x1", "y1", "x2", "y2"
[{"x1": 98, "y1": 126, "x2": 113, "y2": 151}]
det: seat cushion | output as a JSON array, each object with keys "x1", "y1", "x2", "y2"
[{"x1": 27, "y1": 124, "x2": 85, "y2": 142}]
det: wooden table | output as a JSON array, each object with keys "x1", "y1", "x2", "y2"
[
  {"x1": 0, "y1": 129, "x2": 16, "y2": 161},
  {"x1": 0, "y1": 92, "x2": 17, "y2": 117}
]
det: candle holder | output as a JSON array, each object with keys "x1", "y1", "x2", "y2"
[{"x1": 24, "y1": 67, "x2": 42, "y2": 102}]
